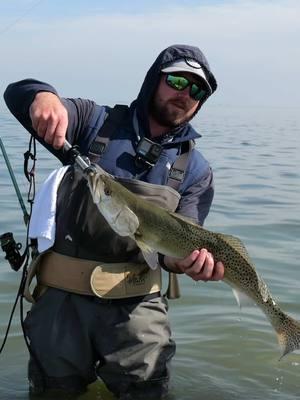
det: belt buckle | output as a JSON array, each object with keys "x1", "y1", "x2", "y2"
[{"x1": 90, "y1": 265, "x2": 127, "y2": 299}]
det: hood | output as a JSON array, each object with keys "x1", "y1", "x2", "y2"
[{"x1": 130, "y1": 44, "x2": 217, "y2": 140}]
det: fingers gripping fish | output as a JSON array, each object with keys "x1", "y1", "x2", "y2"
[{"x1": 87, "y1": 172, "x2": 300, "y2": 359}]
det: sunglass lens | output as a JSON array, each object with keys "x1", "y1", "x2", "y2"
[
  {"x1": 190, "y1": 84, "x2": 208, "y2": 101},
  {"x1": 166, "y1": 75, "x2": 189, "y2": 91}
]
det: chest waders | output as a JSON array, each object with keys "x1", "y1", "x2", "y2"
[{"x1": 24, "y1": 105, "x2": 194, "y2": 302}]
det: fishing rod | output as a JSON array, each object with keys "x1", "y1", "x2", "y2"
[
  {"x1": 0, "y1": 137, "x2": 37, "y2": 364},
  {"x1": 63, "y1": 140, "x2": 104, "y2": 175},
  {"x1": 63, "y1": 140, "x2": 91, "y2": 171},
  {"x1": 0, "y1": 137, "x2": 32, "y2": 271},
  {"x1": 0, "y1": 138, "x2": 90, "y2": 222},
  {"x1": 0, "y1": 139, "x2": 92, "y2": 264},
  {"x1": 0, "y1": 137, "x2": 30, "y2": 225}
]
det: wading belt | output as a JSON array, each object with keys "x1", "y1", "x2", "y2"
[{"x1": 24, "y1": 251, "x2": 162, "y2": 303}]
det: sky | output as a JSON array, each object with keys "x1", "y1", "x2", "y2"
[{"x1": 0, "y1": 0, "x2": 300, "y2": 110}]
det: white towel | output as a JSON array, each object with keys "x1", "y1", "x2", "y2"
[{"x1": 29, "y1": 166, "x2": 69, "y2": 252}]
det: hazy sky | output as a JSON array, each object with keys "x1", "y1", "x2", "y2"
[{"x1": 0, "y1": 0, "x2": 299, "y2": 109}]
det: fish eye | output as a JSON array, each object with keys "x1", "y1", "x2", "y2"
[{"x1": 104, "y1": 186, "x2": 111, "y2": 196}]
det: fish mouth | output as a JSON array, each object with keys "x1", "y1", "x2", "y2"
[
  {"x1": 87, "y1": 172, "x2": 97, "y2": 193},
  {"x1": 87, "y1": 172, "x2": 105, "y2": 204}
]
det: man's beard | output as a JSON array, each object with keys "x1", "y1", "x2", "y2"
[{"x1": 149, "y1": 96, "x2": 196, "y2": 129}]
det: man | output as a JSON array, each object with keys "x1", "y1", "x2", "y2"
[{"x1": 4, "y1": 44, "x2": 224, "y2": 399}]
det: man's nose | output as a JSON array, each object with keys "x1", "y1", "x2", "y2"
[{"x1": 177, "y1": 86, "x2": 190, "y2": 98}]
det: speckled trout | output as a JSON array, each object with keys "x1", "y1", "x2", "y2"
[{"x1": 88, "y1": 172, "x2": 300, "y2": 359}]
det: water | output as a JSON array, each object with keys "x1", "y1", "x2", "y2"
[{"x1": 0, "y1": 105, "x2": 299, "y2": 399}]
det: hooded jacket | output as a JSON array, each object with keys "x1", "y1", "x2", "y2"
[
  {"x1": 134, "y1": 44, "x2": 217, "y2": 138},
  {"x1": 4, "y1": 44, "x2": 217, "y2": 261}
]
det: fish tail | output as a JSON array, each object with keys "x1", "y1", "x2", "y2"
[{"x1": 275, "y1": 314, "x2": 300, "y2": 359}]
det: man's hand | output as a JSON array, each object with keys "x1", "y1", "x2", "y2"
[
  {"x1": 163, "y1": 248, "x2": 224, "y2": 281},
  {"x1": 29, "y1": 92, "x2": 68, "y2": 149}
]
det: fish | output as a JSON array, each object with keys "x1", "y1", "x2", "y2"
[{"x1": 87, "y1": 172, "x2": 300, "y2": 359}]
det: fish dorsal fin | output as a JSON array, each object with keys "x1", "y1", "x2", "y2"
[
  {"x1": 167, "y1": 211, "x2": 200, "y2": 227},
  {"x1": 217, "y1": 233, "x2": 255, "y2": 267}
]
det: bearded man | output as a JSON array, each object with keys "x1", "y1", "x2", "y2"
[{"x1": 4, "y1": 44, "x2": 224, "y2": 399}]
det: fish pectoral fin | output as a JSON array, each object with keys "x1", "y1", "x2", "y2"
[
  {"x1": 232, "y1": 288, "x2": 255, "y2": 308},
  {"x1": 135, "y1": 237, "x2": 158, "y2": 270},
  {"x1": 141, "y1": 250, "x2": 158, "y2": 270}
]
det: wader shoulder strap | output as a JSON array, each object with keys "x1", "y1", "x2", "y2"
[
  {"x1": 165, "y1": 139, "x2": 195, "y2": 300},
  {"x1": 88, "y1": 104, "x2": 129, "y2": 164},
  {"x1": 167, "y1": 140, "x2": 195, "y2": 191}
]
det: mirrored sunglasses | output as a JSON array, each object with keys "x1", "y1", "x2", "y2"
[{"x1": 165, "y1": 74, "x2": 209, "y2": 102}]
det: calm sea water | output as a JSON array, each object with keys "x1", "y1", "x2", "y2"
[{"x1": 0, "y1": 105, "x2": 299, "y2": 400}]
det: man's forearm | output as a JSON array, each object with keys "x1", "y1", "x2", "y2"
[{"x1": 4, "y1": 79, "x2": 58, "y2": 125}]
